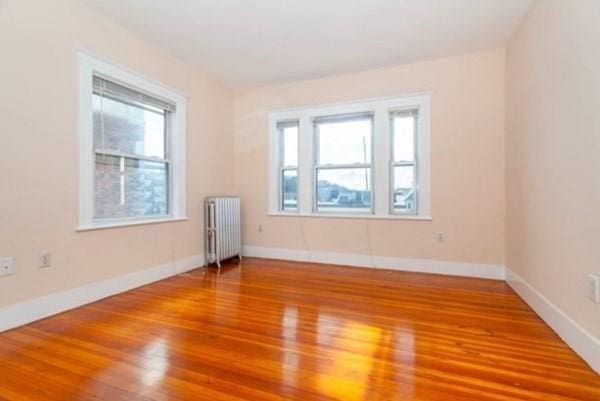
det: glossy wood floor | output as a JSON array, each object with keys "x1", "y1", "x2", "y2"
[{"x1": 0, "y1": 258, "x2": 598, "y2": 401}]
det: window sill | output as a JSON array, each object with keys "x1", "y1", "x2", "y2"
[
  {"x1": 267, "y1": 212, "x2": 432, "y2": 221},
  {"x1": 76, "y1": 216, "x2": 188, "y2": 232}
]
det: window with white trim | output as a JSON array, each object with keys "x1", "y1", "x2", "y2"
[
  {"x1": 78, "y1": 52, "x2": 187, "y2": 229},
  {"x1": 268, "y1": 94, "x2": 431, "y2": 219},
  {"x1": 314, "y1": 113, "x2": 373, "y2": 213},
  {"x1": 278, "y1": 121, "x2": 299, "y2": 211},
  {"x1": 391, "y1": 109, "x2": 418, "y2": 214}
]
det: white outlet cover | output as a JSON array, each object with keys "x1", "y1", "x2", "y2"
[
  {"x1": 39, "y1": 253, "x2": 52, "y2": 268},
  {"x1": 1, "y1": 257, "x2": 14, "y2": 277}
]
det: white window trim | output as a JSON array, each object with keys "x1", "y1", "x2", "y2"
[
  {"x1": 77, "y1": 51, "x2": 187, "y2": 230},
  {"x1": 268, "y1": 93, "x2": 431, "y2": 220}
]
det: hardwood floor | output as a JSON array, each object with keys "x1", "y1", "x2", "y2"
[{"x1": 0, "y1": 258, "x2": 598, "y2": 401}]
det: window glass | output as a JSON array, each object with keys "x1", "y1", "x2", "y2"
[
  {"x1": 94, "y1": 154, "x2": 168, "y2": 219},
  {"x1": 93, "y1": 94, "x2": 166, "y2": 159},
  {"x1": 392, "y1": 165, "x2": 416, "y2": 214},
  {"x1": 282, "y1": 169, "x2": 298, "y2": 211},
  {"x1": 393, "y1": 113, "x2": 415, "y2": 162},
  {"x1": 316, "y1": 168, "x2": 371, "y2": 212},
  {"x1": 282, "y1": 125, "x2": 298, "y2": 167},
  {"x1": 317, "y1": 118, "x2": 372, "y2": 165}
]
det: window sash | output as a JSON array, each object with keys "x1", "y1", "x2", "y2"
[
  {"x1": 93, "y1": 84, "x2": 171, "y2": 161},
  {"x1": 277, "y1": 121, "x2": 299, "y2": 212},
  {"x1": 390, "y1": 109, "x2": 419, "y2": 215},
  {"x1": 92, "y1": 154, "x2": 171, "y2": 221}
]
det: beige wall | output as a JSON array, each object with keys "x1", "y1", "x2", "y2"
[
  {"x1": 506, "y1": 0, "x2": 600, "y2": 338},
  {"x1": 0, "y1": 0, "x2": 233, "y2": 307},
  {"x1": 234, "y1": 50, "x2": 506, "y2": 268}
]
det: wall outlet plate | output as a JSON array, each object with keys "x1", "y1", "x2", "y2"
[
  {"x1": 39, "y1": 253, "x2": 51, "y2": 268},
  {"x1": 1, "y1": 257, "x2": 14, "y2": 277},
  {"x1": 589, "y1": 274, "x2": 600, "y2": 304}
]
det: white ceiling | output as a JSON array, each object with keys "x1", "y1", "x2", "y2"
[{"x1": 80, "y1": 0, "x2": 533, "y2": 89}]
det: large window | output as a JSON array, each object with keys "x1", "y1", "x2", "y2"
[
  {"x1": 314, "y1": 113, "x2": 372, "y2": 213},
  {"x1": 78, "y1": 52, "x2": 187, "y2": 229},
  {"x1": 268, "y1": 94, "x2": 431, "y2": 219}
]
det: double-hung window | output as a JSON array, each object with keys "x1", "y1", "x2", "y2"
[
  {"x1": 269, "y1": 94, "x2": 431, "y2": 219},
  {"x1": 93, "y1": 76, "x2": 172, "y2": 220},
  {"x1": 78, "y1": 52, "x2": 187, "y2": 229},
  {"x1": 278, "y1": 121, "x2": 299, "y2": 211},
  {"x1": 314, "y1": 113, "x2": 373, "y2": 213},
  {"x1": 391, "y1": 109, "x2": 418, "y2": 214}
]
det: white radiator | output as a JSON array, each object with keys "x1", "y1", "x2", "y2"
[{"x1": 204, "y1": 196, "x2": 242, "y2": 267}]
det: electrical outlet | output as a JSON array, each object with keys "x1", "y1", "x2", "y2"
[
  {"x1": 1, "y1": 257, "x2": 14, "y2": 277},
  {"x1": 436, "y1": 232, "x2": 444, "y2": 242},
  {"x1": 589, "y1": 274, "x2": 600, "y2": 304},
  {"x1": 39, "y1": 253, "x2": 51, "y2": 268}
]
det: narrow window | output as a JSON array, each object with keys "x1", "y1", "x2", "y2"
[
  {"x1": 278, "y1": 121, "x2": 299, "y2": 211},
  {"x1": 314, "y1": 113, "x2": 373, "y2": 213},
  {"x1": 92, "y1": 76, "x2": 174, "y2": 221},
  {"x1": 390, "y1": 109, "x2": 418, "y2": 214}
]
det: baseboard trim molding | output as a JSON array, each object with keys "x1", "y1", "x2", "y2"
[
  {"x1": 0, "y1": 253, "x2": 204, "y2": 333},
  {"x1": 243, "y1": 245, "x2": 505, "y2": 280},
  {"x1": 506, "y1": 268, "x2": 600, "y2": 374}
]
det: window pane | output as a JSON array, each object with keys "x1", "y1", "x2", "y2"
[
  {"x1": 393, "y1": 114, "x2": 415, "y2": 162},
  {"x1": 282, "y1": 125, "x2": 298, "y2": 167},
  {"x1": 94, "y1": 154, "x2": 168, "y2": 219},
  {"x1": 282, "y1": 169, "x2": 298, "y2": 211},
  {"x1": 393, "y1": 165, "x2": 416, "y2": 213},
  {"x1": 93, "y1": 94, "x2": 166, "y2": 159},
  {"x1": 317, "y1": 168, "x2": 371, "y2": 212},
  {"x1": 317, "y1": 117, "x2": 371, "y2": 165}
]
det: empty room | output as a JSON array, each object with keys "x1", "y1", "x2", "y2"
[{"x1": 1, "y1": 0, "x2": 599, "y2": 400}]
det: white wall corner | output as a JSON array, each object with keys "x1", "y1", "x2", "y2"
[
  {"x1": 242, "y1": 245, "x2": 505, "y2": 280},
  {"x1": 505, "y1": 268, "x2": 600, "y2": 374},
  {"x1": 0, "y1": 253, "x2": 204, "y2": 333}
]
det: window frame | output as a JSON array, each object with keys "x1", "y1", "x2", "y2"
[
  {"x1": 313, "y1": 112, "x2": 375, "y2": 214},
  {"x1": 268, "y1": 93, "x2": 431, "y2": 220},
  {"x1": 77, "y1": 51, "x2": 187, "y2": 230}
]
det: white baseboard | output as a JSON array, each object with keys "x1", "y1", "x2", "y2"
[
  {"x1": 0, "y1": 253, "x2": 204, "y2": 333},
  {"x1": 243, "y1": 245, "x2": 505, "y2": 280},
  {"x1": 506, "y1": 268, "x2": 600, "y2": 374}
]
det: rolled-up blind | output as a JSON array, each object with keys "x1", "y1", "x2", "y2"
[
  {"x1": 93, "y1": 75, "x2": 176, "y2": 112},
  {"x1": 390, "y1": 108, "x2": 418, "y2": 117},
  {"x1": 313, "y1": 111, "x2": 373, "y2": 125}
]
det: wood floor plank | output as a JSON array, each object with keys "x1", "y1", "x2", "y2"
[{"x1": 0, "y1": 257, "x2": 598, "y2": 400}]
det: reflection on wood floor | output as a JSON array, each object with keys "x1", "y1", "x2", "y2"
[{"x1": 0, "y1": 257, "x2": 598, "y2": 400}]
